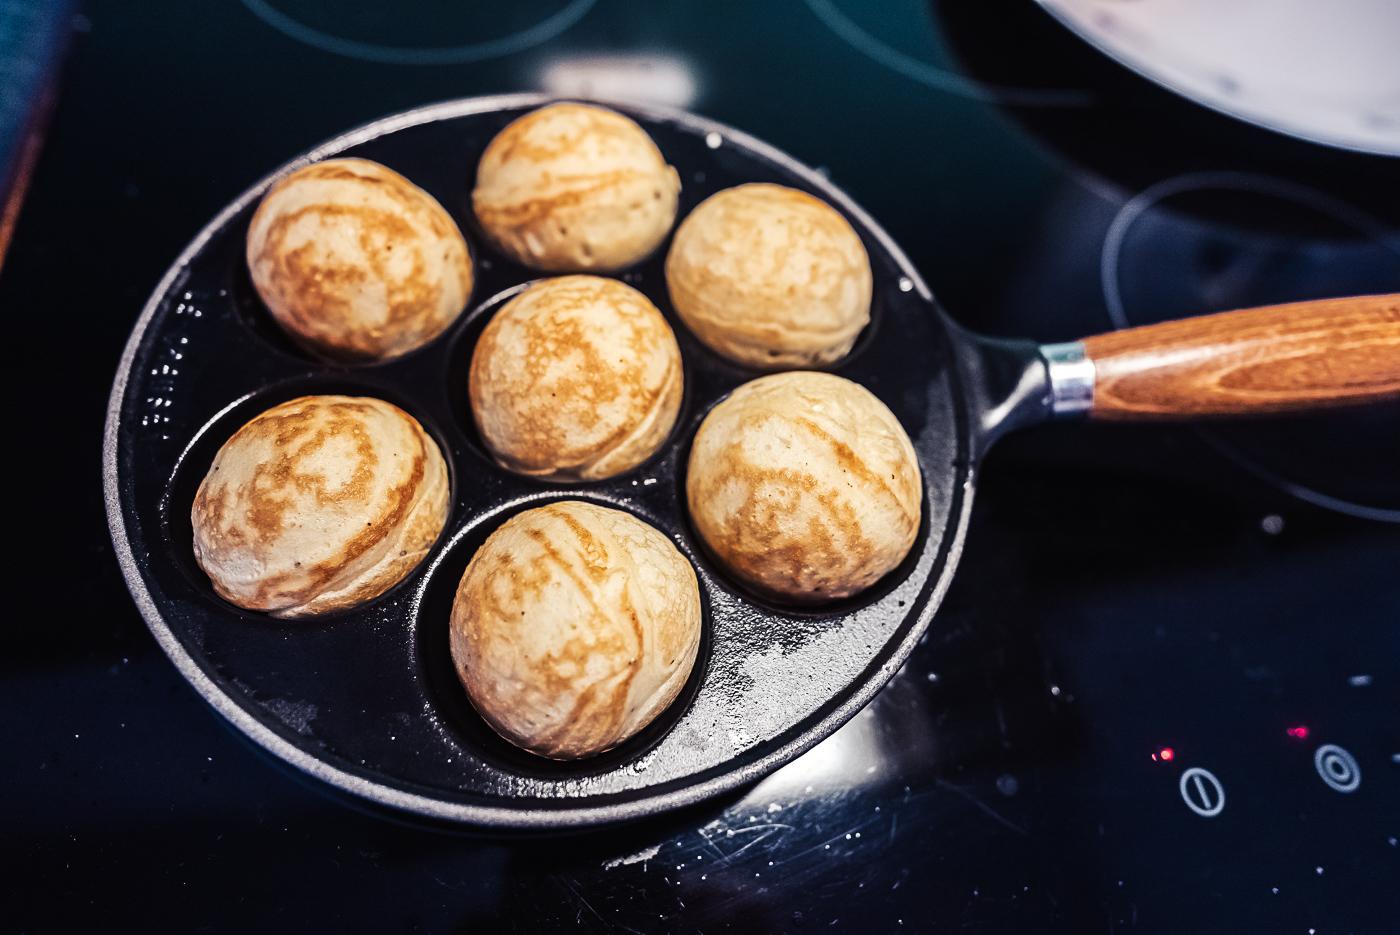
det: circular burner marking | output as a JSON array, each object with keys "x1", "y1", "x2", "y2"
[
  {"x1": 803, "y1": 0, "x2": 1091, "y2": 107},
  {"x1": 1100, "y1": 170, "x2": 1400, "y2": 523},
  {"x1": 240, "y1": 0, "x2": 596, "y2": 66}
]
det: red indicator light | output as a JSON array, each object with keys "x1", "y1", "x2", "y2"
[
  {"x1": 1151, "y1": 747, "x2": 1176, "y2": 762},
  {"x1": 1287, "y1": 726, "x2": 1310, "y2": 740}
]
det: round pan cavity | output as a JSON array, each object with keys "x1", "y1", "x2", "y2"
[
  {"x1": 159, "y1": 373, "x2": 461, "y2": 624},
  {"x1": 104, "y1": 94, "x2": 970, "y2": 829}
]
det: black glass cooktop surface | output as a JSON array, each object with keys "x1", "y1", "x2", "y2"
[{"x1": 5, "y1": 1, "x2": 1397, "y2": 932}]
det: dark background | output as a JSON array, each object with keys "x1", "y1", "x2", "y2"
[{"x1": 5, "y1": 1, "x2": 1398, "y2": 932}]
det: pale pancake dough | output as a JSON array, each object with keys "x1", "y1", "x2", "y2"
[
  {"x1": 686, "y1": 371, "x2": 921, "y2": 602},
  {"x1": 666, "y1": 183, "x2": 871, "y2": 368}
]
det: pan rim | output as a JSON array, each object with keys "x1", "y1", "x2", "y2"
[{"x1": 102, "y1": 92, "x2": 976, "y2": 829}]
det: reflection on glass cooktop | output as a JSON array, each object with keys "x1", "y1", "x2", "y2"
[{"x1": 4, "y1": 0, "x2": 1397, "y2": 932}]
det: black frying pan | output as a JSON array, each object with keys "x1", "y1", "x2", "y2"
[{"x1": 103, "y1": 94, "x2": 1400, "y2": 830}]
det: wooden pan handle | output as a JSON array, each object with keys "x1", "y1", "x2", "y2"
[{"x1": 1072, "y1": 294, "x2": 1400, "y2": 420}]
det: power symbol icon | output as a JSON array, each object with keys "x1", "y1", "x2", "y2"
[{"x1": 1179, "y1": 767, "x2": 1225, "y2": 818}]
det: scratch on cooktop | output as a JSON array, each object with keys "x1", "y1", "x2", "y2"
[
  {"x1": 706, "y1": 822, "x2": 795, "y2": 867},
  {"x1": 558, "y1": 875, "x2": 641, "y2": 934},
  {"x1": 934, "y1": 779, "x2": 1029, "y2": 836},
  {"x1": 694, "y1": 824, "x2": 729, "y2": 863},
  {"x1": 993, "y1": 700, "x2": 1010, "y2": 747},
  {"x1": 428, "y1": 874, "x2": 465, "y2": 893},
  {"x1": 770, "y1": 816, "x2": 883, "y2": 869}
]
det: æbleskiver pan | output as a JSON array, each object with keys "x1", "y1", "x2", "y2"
[{"x1": 103, "y1": 94, "x2": 1400, "y2": 830}]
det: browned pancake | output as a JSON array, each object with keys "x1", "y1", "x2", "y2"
[
  {"x1": 449, "y1": 501, "x2": 701, "y2": 759},
  {"x1": 470, "y1": 275, "x2": 683, "y2": 481},
  {"x1": 191, "y1": 394, "x2": 449, "y2": 617},
  {"x1": 247, "y1": 158, "x2": 472, "y2": 361},
  {"x1": 473, "y1": 103, "x2": 680, "y2": 272},
  {"x1": 686, "y1": 372, "x2": 920, "y2": 602}
]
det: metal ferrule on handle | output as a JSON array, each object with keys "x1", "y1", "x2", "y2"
[{"x1": 1040, "y1": 341, "x2": 1094, "y2": 417}]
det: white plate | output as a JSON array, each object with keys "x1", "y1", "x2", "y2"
[{"x1": 1037, "y1": 0, "x2": 1400, "y2": 156}]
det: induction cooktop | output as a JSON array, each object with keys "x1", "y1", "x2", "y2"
[{"x1": 5, "y1": 1, "x2": 1397, "y2": 932}]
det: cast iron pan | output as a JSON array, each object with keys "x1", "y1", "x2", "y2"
[{"x1": 103, "y1": 93, "x2": 1400, "y2": 830}]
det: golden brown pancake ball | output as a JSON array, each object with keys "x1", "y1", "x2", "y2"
[
  {"x1": 666, "y1": 183, "x2": 872, "y2": 367},
  {"x1": 472, "y1": 103, "x2": 681, "y2": 271},
  {"x1": 469, "y1": 275, "x2": 683, "y2": 481},
  {"x1": 191, "y1": 395, "x2": 449, "y2": 618},
  {"x1": 449, "y1": 501, "x2": 702, "y2": 759},
  {"x1": 686, "y1": 371, "x2": 921, "y2": 602},
  {"x1": 246, "y1": 158, "x2": 473, "y2": 361}
]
